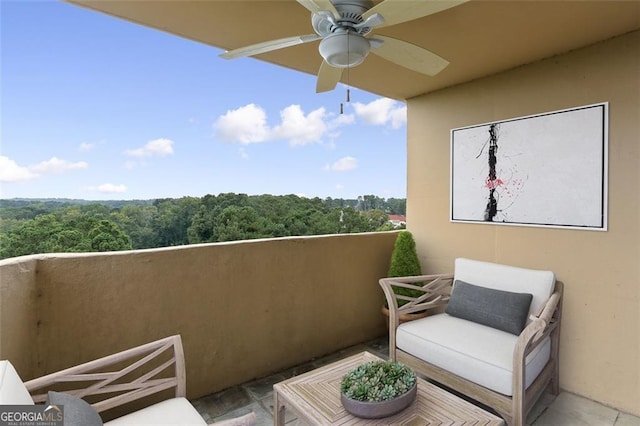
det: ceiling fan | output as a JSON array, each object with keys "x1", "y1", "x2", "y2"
[{"x1": 219, "y1": 0, "x2": 467, "y2": 93}]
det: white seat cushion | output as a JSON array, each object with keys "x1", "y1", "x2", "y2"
[
  {"x1": 104, "y1": 397, "x2": 206, "y2": 425},
  {"x1": 0, "y1": 360, "x2": 34, "y2": 404},
  {"x1": 397, "y1": 314, "x2": 551, "y2": 396},
  {"x1": 454, "y1": 258, "x2": 555, "y2": 320}
]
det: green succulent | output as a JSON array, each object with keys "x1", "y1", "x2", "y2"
[{"x1": 340, "y1": 361, "x2": 416, "y2": 402}]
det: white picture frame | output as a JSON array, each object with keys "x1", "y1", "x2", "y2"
[{"x1": 450, "y1": 103, "x2": 608, "y2": 230}]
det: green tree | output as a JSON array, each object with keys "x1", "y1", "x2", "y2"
[
  {"x1": 357, "y1": 195, "x2": 385, "y2": 211},
  {"x1": 52, "y1": 229, "x2": 91, "y2": 252},
  {"x1": 111, "y1": 205, "x2": 158, "y2": 249},
  {"x1": 363, "y1": 209, "x2": 391, "y2": 230},
  {"x1": 386, "y1": 198, "x2": 406, "y2": 215},
  {"x1": 0, "y1": 214, "x2": 64, "y2": 258},
  {"x1": 214, "y1": 206, "x2": 266, "y2": 241},
  {"x1": 152, "y1": 197, "x2": 200, "y2": 246},
  {"x1": 187, "y1": 205, "x2": 216, "y2": 243},
  {"x1": 88, "y1": 220, "x2": 132, "y2": 251},
  {"x1": 0, "y1": 194, "x2": 408, "y2": 259},
  {"x1": 0, "y1": 213, "x2": 132, "y2": 259},
  {"x1": 338, "y1": 207, "x2": 374, "y2": 233}
]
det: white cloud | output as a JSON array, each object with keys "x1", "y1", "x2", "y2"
[
  {"x1": 272, "y1": 105, "x2": 327, "y2": 146},
  {"x1": 1, "y1": 155, "x2": 88, "y2": 183},
  {"x1": 0, "y1": 156, "x2": 39, "y2": 182},
  {"x1": 79, "y1": 139, "x2": 106, "y2": 152},
  {"x1": 125, "y1": 138, "x2": 174, "y2": 157},
  {"x1": 333, "y1": 113, "x2": 355, "y2": 126},
  {"x1": 239, "y1": 148, "x2": 249, "y2": 160},
  {"x1": 99, "y1": 183, "x2": 127, "y2": 193},
  {"x1": 389, "y1": 106, "x2": 407, "y2": 129},
  {"x1": 214, "y1": 104, "x2": 269, "y2": 145},
  {"x1": 352, "y1": 98, "x2": 407, "y2": 129},
  {"x1": 336, "y1": 184, "x2": 345, "y2": 191},
  {"x1": 213, "y1": 103, "x2": 352, "y2": 147},
  {"x1": 328, "y1": 156, "x2": 358, "y2": 172},
  {"x1": 215, "y1": 99, "x2": 404, "y2": 148},
  {"x1": 324, "y1": 113, "x2": 355, "y2": 143},
  {"x1": 30, "y1": 157, "x2": 88, "y2": 174},
  {"x1": 87, "y1": 183, "x2": 128, "y2": 194},
  {"x1": 79, "y1": 142, "x2": 95, "y2": 152}
]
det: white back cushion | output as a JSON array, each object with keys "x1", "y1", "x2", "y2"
[
  {"x1": 454, "y1": 258, "x2": 555, "y2": 318},
  {"x1": 0, "y1": 360, "x2": 35, "y2": 404}
]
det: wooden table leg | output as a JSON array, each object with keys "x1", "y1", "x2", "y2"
[{"x1": 273, "y1": 389, "x2": 286, "y2": 426}]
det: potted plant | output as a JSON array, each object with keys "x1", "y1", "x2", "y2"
[
  {"x1": 340, "y1": 360, "x2": 417, "y2": 419},
  {"x1": 382, "y1": 230, "x2": 427, "y2": 323}
]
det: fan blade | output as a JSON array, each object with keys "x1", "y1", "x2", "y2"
[
  {"x1": 316, "y1": 60, "x2": 343, "y2": 93},
  {"x1": 353, "y1": 13, "x2": 385, "y2": 30},
  {"x1": 296, "y1": 0, "x2": 339, "y2": 18},
  {"x1": 363, "y1": 0, "x2": 468, "y2": 28},
  {"x1": 370, "y1": 35, "x2": 449, "y2": 76},
  {"x1": 220, "y1": 34, "x2": 321, "y2": 59}
]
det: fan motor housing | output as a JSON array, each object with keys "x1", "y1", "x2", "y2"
[{"x1": 312, "y1": 0, "x2": 375, "y2": 36}]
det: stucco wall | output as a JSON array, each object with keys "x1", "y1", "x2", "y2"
[
  {"x1": 0, "y1": 232, "x2": 396, "y2": 400},
  {"x1": 0, "y1": 257, "x2": 38, "y2": 379},
  {"x1": 406, "y1": 31, "x2": 639, "y2": 415}
]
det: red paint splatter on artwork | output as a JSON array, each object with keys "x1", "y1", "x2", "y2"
[{"x1": 485, "y1": 178, "x2": 504, "y2": 189}]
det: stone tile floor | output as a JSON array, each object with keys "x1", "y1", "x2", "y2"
[{"x1": 192, "y1": 336, "x2": 640, "y2": 425}]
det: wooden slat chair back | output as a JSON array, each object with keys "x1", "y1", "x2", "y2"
[
  {"x1": 25, "y1": 335, "x2": 186, "y2": 414},
  {"x1": 379, "y1": 272, "x2": 563, "y2": 426}
]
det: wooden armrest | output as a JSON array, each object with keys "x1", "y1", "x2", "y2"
[
  {"x1": 515, "y1": 319, "x2": 547, "y2": 357},
  {"x1": 379, "y1": 274, "x2": 454, "y2": 317},
  {"x1": 24, "y1": 335, "x2": 185, "y2": 413},
  {"x1": 514, "y1": 284, "x2": 564, "y2": 362},
  {"x1": 539, "y1": 290, "x2": 561, "y2": 325}
]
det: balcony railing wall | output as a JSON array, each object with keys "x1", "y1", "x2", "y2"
[{"x1": 0, "y1": 231, "x2": 398, "y2": 399}]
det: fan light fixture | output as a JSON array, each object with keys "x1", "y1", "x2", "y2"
[
  {"x1": 220, "y1": 0, "x2": 461, "y2": 93},
  {"x1": 319, "y1": 30, "x2": 370, "y2": 68}
]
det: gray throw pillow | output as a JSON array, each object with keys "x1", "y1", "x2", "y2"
[
  {"x1": 445, "y1": 280, "x2": 533, "y2": 335},
  {"x1": 46, "y1": 391, "x2": 103, "y2": 426}
]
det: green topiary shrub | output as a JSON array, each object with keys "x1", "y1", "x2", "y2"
[{"x1": 387, "y1": 231, "x2": 423, "y2": 305}]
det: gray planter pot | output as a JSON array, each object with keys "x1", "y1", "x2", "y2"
[{"x1": 340, "y1": 382, "x2": 418, "y2": 419}]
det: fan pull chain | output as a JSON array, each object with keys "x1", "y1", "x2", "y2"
[
  {"x1": 340, "y1": 31, "x2": 353, "y2": 115},
  {"x1": 346, "y1": 31, "x2": 352, "y2": 104},
  {"x1": 341, "y1": 82, "x2": 350, "y2": 114}
]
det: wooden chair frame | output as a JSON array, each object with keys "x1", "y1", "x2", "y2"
[
  {"x1": 24, "y1": 335, "x2": 186, "y2": 414},
  {"x1": 379, "y1": 274, "x2": 563, "y2": 426}
]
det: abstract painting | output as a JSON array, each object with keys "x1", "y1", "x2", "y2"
[{"x1": 450, "y1": 103, "x2": 608, "y2": 230}]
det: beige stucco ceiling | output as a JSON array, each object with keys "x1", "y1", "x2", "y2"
[{"x1": 67, "y1": 0, "x2": 640, "y2": 101}]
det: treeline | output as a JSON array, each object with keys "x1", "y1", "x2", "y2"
[{"x1": 0, "y1": 194, "x2": 405, "y2": 260}]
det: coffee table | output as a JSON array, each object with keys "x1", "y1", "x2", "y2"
[{"x1": 273, "y1": 351, "x2": 505, "y2": 425}]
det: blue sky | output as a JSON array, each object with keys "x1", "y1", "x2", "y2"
[{"x1": 0, "y1": 0, "x2": 407, "y2": 200}]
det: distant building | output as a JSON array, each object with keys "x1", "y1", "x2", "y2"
[{"x1": 388, "y1": 214, "x2": 406, "y2": 228}]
